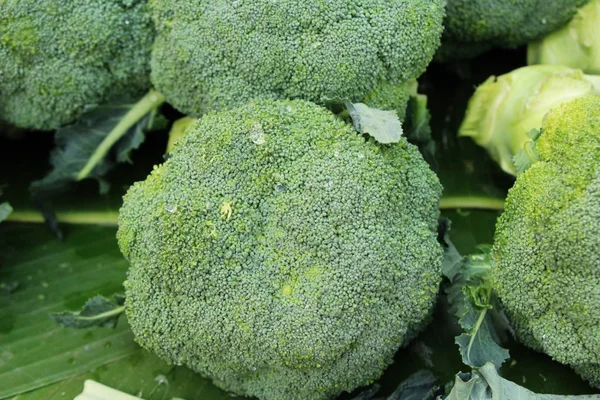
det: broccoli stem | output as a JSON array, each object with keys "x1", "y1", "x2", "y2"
[
  {"x1": 6, "y1": 209, "x2": 119, "y2": 225},
  {"x1": 76, "y1": 90, "x2": 166, "y2": 181},
  {"x1": 439, "y1": 196, "x2": 505, "y2": 211},
  {"x1": 6, "y1": 195, "x2": 505, "y2": 226},
  {"x1": 586, "y1": 74, "x2": 600, "y2": 94}
]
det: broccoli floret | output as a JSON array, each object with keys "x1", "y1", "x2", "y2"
[
  {"x1": 150, "y1": 0, "x2": 445, "y2": 117},
  {"x1": 0, "y1": 0, "x2": 154, "y2": 131},
  {"x1": 528, "y1": 0, "x2": 600, "y2": 75},
  {"x1": 459, "y1": 65, "x2": 600, "y2": 175},
  {"x1": 439, "y1": 0, "x2": 589, "y2": 60},
  {"x1": 492, "y1": 95, "x2": 600, "y2": 388},
  {"x1": 117, "y1": 100, "x2": 443, "y2": 400}
]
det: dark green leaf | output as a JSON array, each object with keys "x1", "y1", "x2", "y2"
[
  {"x1": 443, "y1": 247, "x2": 510, "y2": 370},
  {"x1": 438, "y1": 218, "x2": 463, "y2": 283},
  {"x1": 404, "y1": 90, "x2": 436, "y2": 168},
  {"x1": 350, "y1": 371, "x2": 438, "y2": 400},
  {"x1": 30, "y1": 91, "x2": 165, "y2": 199},
  {"x1": 455, "y1": 301, "x2": 510, "y2": 370},
  {"x1": 346, "y1": 102, "x2": 403, "y2": 144},
  {"x1": 51, "y1": 295, "x2": 125, "y2": 329},
  {"x1": 386, "y1": 370, "x2": 438, "y2": 400},
  {"x1": 0, "y1": 224, "x2": 229, "y2": 400}
]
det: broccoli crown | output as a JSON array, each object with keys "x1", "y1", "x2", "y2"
[
  {"x1": 150, "y1": 0, "x2": 445, "y2": 117},
  {"x1": 0, "y1": 0, "x2": 154, "y2": 130},
  {"x1": 492, "y1": 96, "x2": 600, "y2": 388},
  {"x1": 439, "y1": 0, "x2": 588, "y2": 60},
  {"x1": 118, "y1": 100, "x2": 443, "y2": 400}
]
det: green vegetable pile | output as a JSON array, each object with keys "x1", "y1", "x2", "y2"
[{"x1": 0, "y1": 1, "x2": 598, "y2": 400}]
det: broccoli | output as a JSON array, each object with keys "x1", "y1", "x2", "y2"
[
  {"x1": 0, "y1": 0, "x2": 154, "y2": 131},
  {"x1": 150, "y1": 0, "x2": 445, "y2": 117},
  {"x1": 492, "y1": 95, "x2": 600, "y2": 388},
  {"x1": 117, "y1": 100, "x2": 443, "y2": 400},
  {"x1": 528, "y1": 0, "x2": 600, "y2": 75},
  {"x1": 459, "y1": 65, "x2": 600, "y2": 175},
  {"x1": 438, "y1": 0, "x2": 589, "y2": 60}
]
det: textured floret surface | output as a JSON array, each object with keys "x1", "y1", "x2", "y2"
[
  {"x1": 118, "y1": 100, "x2": 443, "y2": 400},
  {"x1": 492, "y1": 96, "x2": 600, "y2": 388},
  {"x1": 150, "y1": 0, "x2": 445, "y2": 116},
  {"x1": 439, "y1": 0, "x2": 588, "y2": 59},
  {"x1": 0, "y1": 0, "x2": 154, "y2": 130}
]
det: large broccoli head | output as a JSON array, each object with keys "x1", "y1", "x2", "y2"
[
  {"x1": 438, "y1": 0, "x2": 589, "y2": 60},
  {"x1": 492, "y1": 95, "x2": 600, "y2": 388},
  {"x1": 150, "y1": 0, "x2": 445, "y2": 117},
  {"x1": 118, "y1": 100, "x2": 443, "y2": 400},
  {"x1": 0, "y1": 0, "x2": 154, "y2": 130}
]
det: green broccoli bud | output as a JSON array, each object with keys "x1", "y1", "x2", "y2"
[
  {"x1": 528, "y1": 0, "x2": 600, "y2": 75},
  {"x1": 439, "y1": 0, "x2": 588, "y2": 60},
  {"x1": 0, "y1": 0, "x2": 154, "y2": 130},
  {"x1": 150, "y1": 0, "x2": 445, "y2": 117},
  {"x1": 492, "y1": 95, "x2": 600, "y2": 388},
  {"x1": 118, "y1": 100, "x2": 443, "y2": 400},
  {"x1": 459, "y1": 65, "x2": 600, "y2": 175}
]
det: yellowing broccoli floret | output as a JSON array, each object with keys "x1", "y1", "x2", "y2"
[
  {"x1": 492, "y1": 95, "x2": 600, "y2": 388},
  {"x1": 150, "y1": 0, "x2": 445, "y2": 117},
  {"x1": 0, "y1": 0, "x2": 154, "y2": 130},
  {"x1": 117, "y1": 100, "x2": 443, "y2": 400}
]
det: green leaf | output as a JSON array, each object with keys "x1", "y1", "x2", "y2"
[
  {"x1": 51, "y1": 295, "x2": 125, "y2": 329},
  {"x1": 385, "y1": 370, "x2": 438, "y2": 400},
  {"x1": 350, "y1": 370, "x2": 438, "y2": 400},
  {"x1": 443, "y1": 247, "x2": 510, "y2": 370},
  {"x1": 30, "y1": 91, "x2": 166, "y2": 198},
  {"x1": 346, "y1": 102, "x2": 403, "y2": 144},
  {"x1": 0, "y1": 224, "x2": 228, "y2": 400},
  {"x1": 454, "y1": 300, "x2": 510, "y2": 370},
  {"x1": 443, "y1": 363, "x2": 600, "y2": 400},
  {"x1": 404, "y1": 89, "x2": 436, "y2": 168}
]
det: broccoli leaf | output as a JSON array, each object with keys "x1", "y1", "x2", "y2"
[
  {"x1": 404, "y1": 90, "x2": 437, "y2": 168},
  {"x1": 30, "y1": 91, "x2": 166, "y2": 199},
  {"x1": 346, "y1": 102, "x2": 403, "y2": 144},
  {"x1": 350, "y1": 370, "x2": 438, "y2": 400},
  {"x1": 51, "y1": 295, "x2": 125, "y2": 329},
  {"x1": 442, "y1": 363, "x2": 600, "y2": 400},
  {"x1": 455, "y1": 299, "x2": 510, "y2": 370},
  {"x1": 512, "y1": 129, "x2": 542, "y2": 175},
  {"x1": 438, "y1": 217, "x2": 463, "y2": 282},
  {"x1": 443, "y1": 247, "x2": 510, "y2": 369}
]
